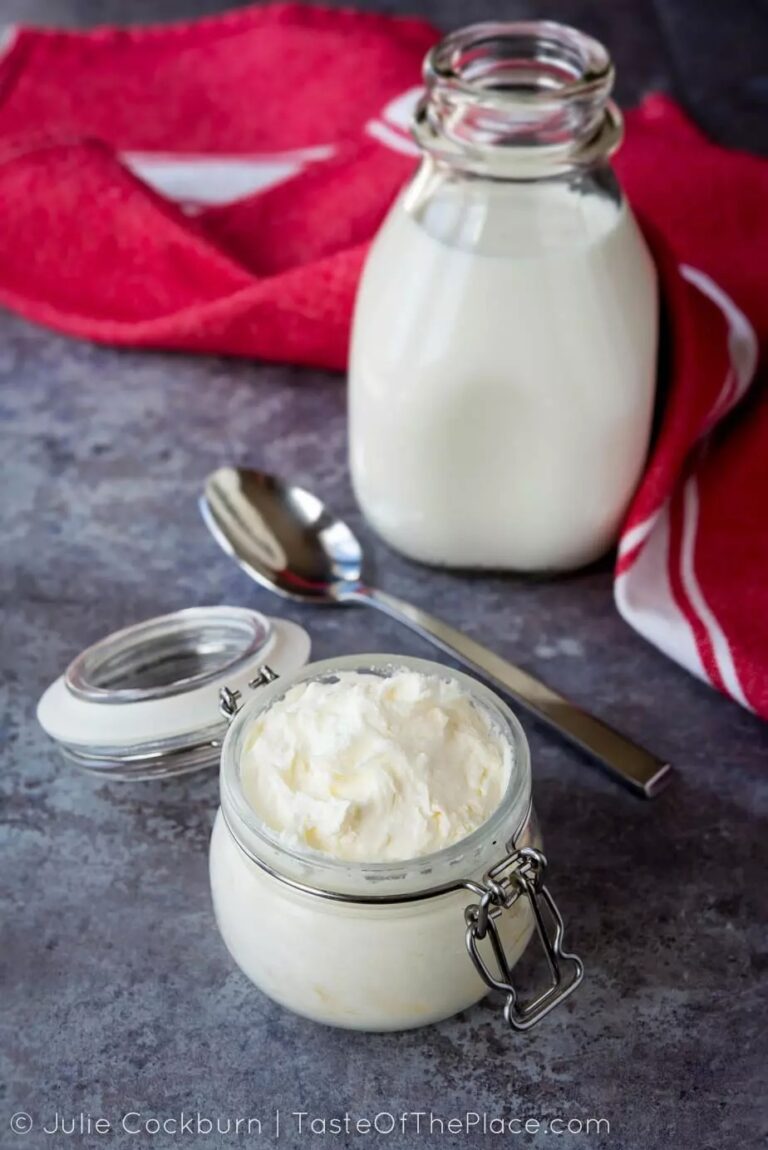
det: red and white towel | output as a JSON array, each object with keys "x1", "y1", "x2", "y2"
[
  {"x1": 612, "y1": 105, "x2": 767, "y2": 718},
  {"x1": 0, "y1": 4, "x2": 765, "y2": 717}
]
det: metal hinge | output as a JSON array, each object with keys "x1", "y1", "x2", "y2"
[
  {"x1": 219, "y1": 665, "x2": 279, "y2": 721},
  {"x1": 464, "y1": 846, "x2": 583, "y2": 1031}
]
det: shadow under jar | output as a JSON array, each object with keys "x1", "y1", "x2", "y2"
[
  {"x1": 349, "y1": 21, "x2": 658, "y2": 572},
  {"x1": 210, "y1": 655, "x2": 582, "y2": 1033}
]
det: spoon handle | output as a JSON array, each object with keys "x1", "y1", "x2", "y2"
[{"x1": 356, "y1": 586, "x2": 671, "y2": 799}]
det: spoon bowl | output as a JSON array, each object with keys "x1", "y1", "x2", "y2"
[{"x1": 201, "y1": 469, "x2": 363, "y2": 601}]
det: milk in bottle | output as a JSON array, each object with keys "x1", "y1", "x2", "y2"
[{"x1": 349, "y1": 22, "x2": 658, "y2": 571}]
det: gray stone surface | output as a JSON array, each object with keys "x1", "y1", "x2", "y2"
[{"x1": 1, "y1": 3, "x2": 767, "y2": 1149}]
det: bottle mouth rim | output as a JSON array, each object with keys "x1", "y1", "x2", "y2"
[
  {"x1": 415, "y1": 20, "x2": 621, "y2": 175},
  {"x1": 425, "y1": 20, "x2": 614, "y2": 108}
]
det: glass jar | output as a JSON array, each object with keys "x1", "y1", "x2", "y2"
[
  {"x1": 210, "y1": 654, "x2": 582, "y2": 1033},
  {"x1": 349, "y1": 21, "x2": 658, "y2": 572}
]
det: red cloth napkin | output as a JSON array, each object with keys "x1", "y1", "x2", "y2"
[
  {"x1": 0, "y1": 5, "x2": 765, "y2": 718},
  {"x1": 0, "y1": 3, "x2": 434, "y2": 366}
]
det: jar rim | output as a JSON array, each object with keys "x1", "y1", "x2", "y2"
[{"x1": 219, "y1": 653, "x2": 533, "y2": 901}]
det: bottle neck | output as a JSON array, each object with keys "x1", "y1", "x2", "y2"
[{"x1": 413, "y1": 21, "x2": 623, "y2": 178}]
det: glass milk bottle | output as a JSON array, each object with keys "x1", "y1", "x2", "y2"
[{"x1": 349, "y1": 21, "x2": 658, "y2": 571}]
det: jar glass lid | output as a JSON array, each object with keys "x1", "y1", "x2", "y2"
[{"x1": 37, "y1": 606, "x2": 310, "y2": 781}]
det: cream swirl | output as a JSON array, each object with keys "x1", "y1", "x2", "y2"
[{"x1": 240, "y1": 669, "x2": 511, "y2": 862}]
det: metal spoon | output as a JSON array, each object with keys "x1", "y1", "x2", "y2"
[{"x1": 200, "y1": 467, "x2": 671, "y2": 798}]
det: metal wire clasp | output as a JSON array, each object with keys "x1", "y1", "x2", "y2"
[
  {"x1": 219, "y1": 666, "x2": 279, "y2": 721},
  {"x1": 464, "y1": 846, "x2": 583, "y2": 1032}
]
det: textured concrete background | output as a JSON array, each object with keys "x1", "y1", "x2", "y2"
[{"x1": 2, "y1": 2, "x2": 767, "y2": 1149}]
